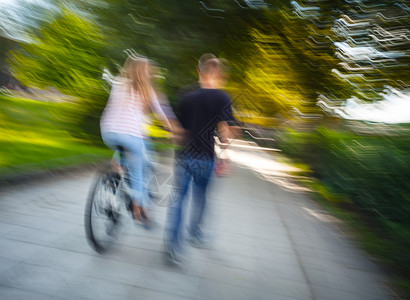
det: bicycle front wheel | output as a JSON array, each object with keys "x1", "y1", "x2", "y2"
[{"x1": 84, "y1": 171, "x2": 123, "y2": 253}]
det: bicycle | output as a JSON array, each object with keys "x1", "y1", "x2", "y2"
[{"x1": 84, "y1": 145, "x2": 174, "y2": 254}]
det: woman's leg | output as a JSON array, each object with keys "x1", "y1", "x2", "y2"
[
  {"x1": 122, "y1": 138, "x2": 145, "y2": 207},
  {"x1": 102, "y1": 132, "x2": 152, "y2": 225},
  {"x1": 103, "y1": 133, "x2": 145, "y2": 205}
]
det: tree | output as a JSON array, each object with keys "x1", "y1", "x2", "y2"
[
  {"x1": 10, "y1": 7, "x2": 108, "y2": 107},
  {"x1": 9, "y1": 6, "x2": 110, "y2": 138},
  {"x1": 329, "y1": 1, "x2": 410, "y2": 101},
  {"x1": 11, "y1": 0, "x2": 408, "y2": 128},
  {"x1": 82, "y1": 0, "x2": 266, "y2": 104}
]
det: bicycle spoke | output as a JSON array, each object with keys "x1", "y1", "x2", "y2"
[{"x1": 85, "y1": 172, "x2": 123, "y2": 253}]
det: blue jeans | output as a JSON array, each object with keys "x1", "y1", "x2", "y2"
[
  {"x1": 166, "y1": 157, "x2": 215, "y2": 252},
  {"x1": 102, "y1": 132, "x2": 150, "y2": 207}
]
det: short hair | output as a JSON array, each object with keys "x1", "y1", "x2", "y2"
[
  {"x1": 198, "y1": 53, "x2": 217, "y2": 73},
  {"x1": 199, "y1": 58, "x2": 220, "y2": 75},
  {"x1": 218, "y1": 58, "x2": 230, "y2": 76}
]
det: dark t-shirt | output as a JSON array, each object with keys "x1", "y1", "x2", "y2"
[
  {"x1": 178, "y1": 88, "x2": 234, "y2": 160},
  {"x1": 174, "y1": 82, "x2": 200, "y2": 119}
]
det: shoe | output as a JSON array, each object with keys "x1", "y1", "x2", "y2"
[
  {"x1": 140, "y1": 219, "x2": 159, "y2": 231},
  {"x1": 187, "y1": 231, "x2": 211, "y2": 249},
  {"x1": 139, "y1": 207, "x2": 155, "y2": 230},
  {"x1": 164, "y1": 243, "x2": 183, "y2": 265},
  {"x1": 131, "y1": 204, "x2": 156, "y2": 230},
  {"x1": 132, "y1": 203, "x2": 143, "y2": 222}
]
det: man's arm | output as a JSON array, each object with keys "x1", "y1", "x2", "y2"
[
  {"x1": 217, "y1": 91, "x2": 241, "y2": 145},
  {"x1": 217, "y1": 121, "x2": 230, "y2": 145}
]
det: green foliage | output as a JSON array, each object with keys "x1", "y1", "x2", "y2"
[
  {"x1": 274, "y1": 127, "x2": 314, "y2": 163},
  {"x1": 230, "y1": 3, "x2": 342, "y2": 117},
  {"x1": 279, "y1": 125, "x2": 410, "y2": 295},
  {"x1": 90, "y1": 0, "x2": 263, "y2": 104},
  {"x1": 9, "y1": 7, "x2": 111, "y2": 139},
  {"x1": 0, "y1": 95, "x2": 111, "y2": 176},
  {"x1": 279, "y1": 126, "x2": 410, "y2": 225},
  {"x1": 10, "y1": 7, "x2": 108, "y2": 107},
  {"x1": 9, "y1": 0, "x2": 409, "y2": 121},
  {"x1": 0, "y1": 37, "x2": 17, "y2": 67}
]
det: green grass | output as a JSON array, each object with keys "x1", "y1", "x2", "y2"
[
  {"x1": 0, "y1": 94, "x2": 112, "y2": 177},
  {"x1": 0, "y1": 140, "x2": 112, "y2": 177},
  {"x1": 0, "y1": 93, "x2": 176, "y2": 178}
]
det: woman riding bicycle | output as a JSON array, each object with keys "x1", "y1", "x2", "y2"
[{"x1": 100, "y1": 55, "x2": 172, "y2": 227}]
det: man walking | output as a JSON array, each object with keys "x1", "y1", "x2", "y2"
[{"x1": 165, "y1": 54, "x2": 235, "y2": 263}]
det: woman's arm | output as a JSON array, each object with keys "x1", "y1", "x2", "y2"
[{"x1": 149, "y1": 90, "x2": 172, "y2": 131}]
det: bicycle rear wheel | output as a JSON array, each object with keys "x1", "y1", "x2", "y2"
[{"x1": 84, "y1": 171, "x2": 123, "y2": 253}]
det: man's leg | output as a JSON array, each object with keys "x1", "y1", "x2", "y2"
[
  {"x1": 165, "y1": 158, "x2": 191, "y2": 253},
  {"x1": 139, "y1": 139, "x2": 151, "y2": 208},
  {"x1": 188, "y1": 159, "x2": 214, "y2": 240}
]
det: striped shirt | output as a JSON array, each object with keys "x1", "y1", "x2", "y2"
[{"x1": 100, "y1": 78, "x2": 167, "y2": 138}]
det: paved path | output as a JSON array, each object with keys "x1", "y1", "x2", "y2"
[{"x1": 0, "y1": 149, "x2": 396, "y2": 299}]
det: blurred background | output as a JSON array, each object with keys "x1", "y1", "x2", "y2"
[{"x1": 0, "y1": 0, "x2": 409, "y2": 297}]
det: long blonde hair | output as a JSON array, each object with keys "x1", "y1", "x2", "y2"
[{"x1": 121, "y1": 56, "x2": 153, "y2": 106}]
